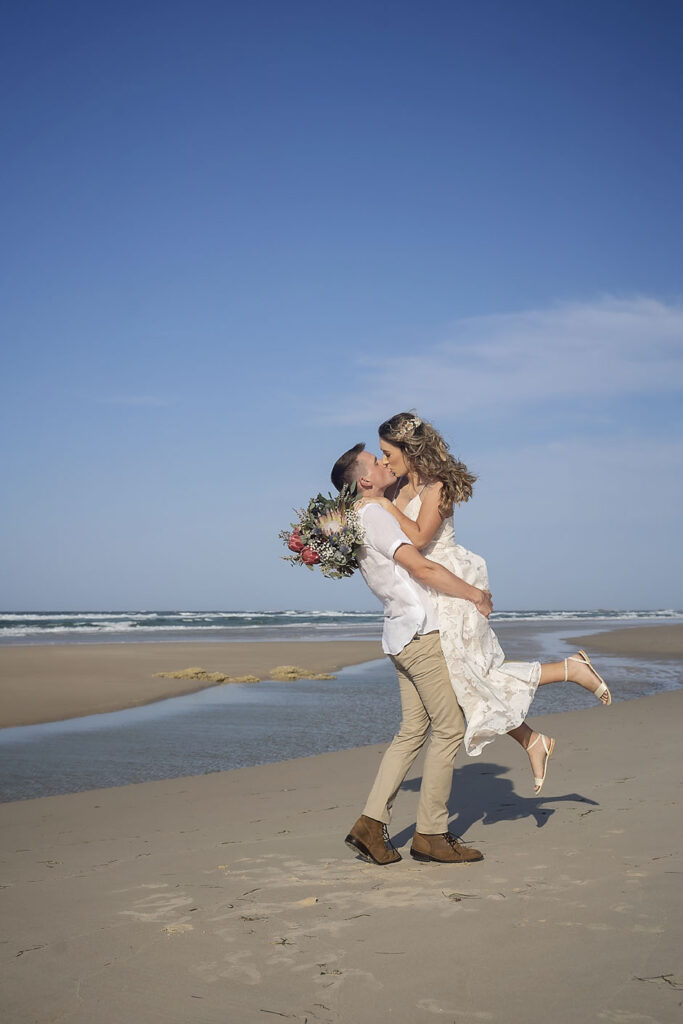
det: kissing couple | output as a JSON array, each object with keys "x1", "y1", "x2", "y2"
[{"x1": 331, "y1": 413, "x2": 612, "y2": 866}]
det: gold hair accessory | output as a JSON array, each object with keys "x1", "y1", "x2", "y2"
[{"x1": 394, "y1": 416, "x2": 422, "y2": 440}]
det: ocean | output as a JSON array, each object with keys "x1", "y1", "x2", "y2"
[{"x1": 1, "y1": 607, "x2": 681, "y2": 645}]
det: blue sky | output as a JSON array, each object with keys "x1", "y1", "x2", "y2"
[{"x1": 2, "y1": 0, "x2": 682, "y2": 611}]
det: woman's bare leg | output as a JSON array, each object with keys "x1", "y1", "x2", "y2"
[
  {"x1": 506, "y1": 652, "x2": 609, "y2": 785},
  {"x1": 508, "y1": 721, "x2": 550, "y2": 782},
  {"x1": 537, "y1": 653, "x2": 610, "y2": 703}
]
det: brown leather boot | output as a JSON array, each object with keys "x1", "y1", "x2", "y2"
[
  {"x1": 410, "y1": 831, "x2": 483, "y2": 863},
  {"x1": 345, "y1": 815, "x2": 401, "y2": 865}
]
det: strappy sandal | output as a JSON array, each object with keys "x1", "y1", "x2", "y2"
[
  {"x1": 565, "y1": 649, "x2": 612, "y2": 705},
  {"x1": 528, "y1": 733, "x2": 555, "y2": 795}
]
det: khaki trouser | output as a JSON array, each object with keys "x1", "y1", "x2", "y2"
[{"x1": 363, "y1": 631, "x2": 465, "y2": 835}]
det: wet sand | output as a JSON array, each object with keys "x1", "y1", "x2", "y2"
[
  {"x1": 566, "y1": 622, "x2": 683, "y2": 659},
  {"x1": 1, "y1": 689, "x2": 681, "y2": 1023},
  {"x1": 0, "y1": 640, "x2": 382, "y2": 728}
]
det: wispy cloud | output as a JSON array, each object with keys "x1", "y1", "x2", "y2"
[{"x1": 322, "y1": 297, "x2": 683, "y2": 424}]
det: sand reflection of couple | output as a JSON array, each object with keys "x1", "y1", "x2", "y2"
[{"x1": 331, "y1": 412, "x2": 611, "y2": 866}]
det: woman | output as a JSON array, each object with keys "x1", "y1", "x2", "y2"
[{"x1": 366, "y1": 411, "x2": 611, "y2": 794}]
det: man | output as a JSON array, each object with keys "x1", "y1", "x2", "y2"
[{"x1": 331, "y1": 443, "x2": 493, "y2": 866}]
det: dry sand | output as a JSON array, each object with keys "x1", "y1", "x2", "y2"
[
  {"x1": 0, "y1": 640, "x2": 382, "y2": 729},
  {"x1": 1, "y1": 689, "x2": 682, "y2": 1023}
]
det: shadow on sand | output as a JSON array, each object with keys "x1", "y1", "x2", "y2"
[{"x1": 391, "y1": 762, "x2": 598, "y2": 848}]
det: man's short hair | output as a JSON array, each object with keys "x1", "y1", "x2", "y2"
[{"x1": 331, "y1": 442, "x2": 365, "y2": 492}]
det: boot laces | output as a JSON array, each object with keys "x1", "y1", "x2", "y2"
[
  {"x1": 442, "y1": 832, "x2": 463, "y2": 850},
  {"x1": 382, "y1": 824, "x2": 397, "y2": 850}
]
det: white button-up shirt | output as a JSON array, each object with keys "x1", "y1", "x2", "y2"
[{"x1": 357, "y1": 503, "x2": 439, "y2": 656}]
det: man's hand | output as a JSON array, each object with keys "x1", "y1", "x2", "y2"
[{"x1": 473, "y1": 589, "x2": 493, "y2": 618}]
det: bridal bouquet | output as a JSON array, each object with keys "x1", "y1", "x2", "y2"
[{"x1": 280, "y1": 485, "x2": 364, "y2": 579}]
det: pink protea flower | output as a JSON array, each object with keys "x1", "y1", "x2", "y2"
[
  {"x1": 288, "y1": 529, "x2": 305, "y2": 552},
  {"x1": 318, "y1": 511, "x2": 346, "y2": 537}
]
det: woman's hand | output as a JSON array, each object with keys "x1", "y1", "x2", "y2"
[{"x1": 473, "y1": 589, "x2": 493, "y2": 618}]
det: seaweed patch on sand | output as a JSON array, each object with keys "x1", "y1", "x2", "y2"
[
  {"x1": 152, "y1": 665, "x2": 337, "y2": 684},
  {"x1": 153, "y1": 667, "x2": 260, "y2": 684},
  {"x1": 268, "y1": 665, "x2": 336, "y2": 681}
]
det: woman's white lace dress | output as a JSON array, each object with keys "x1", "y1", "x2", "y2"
[{"x1": 404, "y1": 494, "x2": 541, "y2": 756}]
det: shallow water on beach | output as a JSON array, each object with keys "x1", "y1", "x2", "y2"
[
  {"x1": 0, "y1": 660, "x2": 400, "y2": 802},
  {"x1": 1, "y1": 621, "x2": 681, "y2": 803}
]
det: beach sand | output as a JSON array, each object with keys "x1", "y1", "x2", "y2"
[
  {"x1": 1, "y1": 689, "x2": 682, "y2": 1023},
  {"x1": 3, "y1": 622, "x2": 683, "y2": 730},
  {"x1": 0, "y1": 640, "x2": 382, "y2": 729},
  {"x1": 566, "y1": 622, "x2": 683, "y2": 659}
]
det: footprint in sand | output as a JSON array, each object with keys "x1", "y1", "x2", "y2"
[
  {"x1": 118, "y1": 885, "x2": 196, "y2": 926},
  {"x1": 190, "y1": 950, "x2": 262, "y2": 986},
  {"x1": 417, "y1": 998, "x2": 493, "y2": 1019}
]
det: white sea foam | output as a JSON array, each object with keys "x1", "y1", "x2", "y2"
[{"x1": 1, "y1": 608, "x2": 681, "y2": 643}]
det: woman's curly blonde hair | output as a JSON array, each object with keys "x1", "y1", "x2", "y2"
[{"x1": 378, "y1": 412, "x2": 476, "y2": 517}]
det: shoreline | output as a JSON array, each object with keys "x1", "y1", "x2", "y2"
[
  {"x1": 0, "y1": 639, "x2": 382, "y2": 729},
  {"x1": 1, "y1": 621, "x2": 681, "y2": 731},
  {"x1": 566, "y1": 622, "x2": 683, "y2": 659}
]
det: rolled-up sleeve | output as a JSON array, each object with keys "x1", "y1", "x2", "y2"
[{"x1": 361, "y1": 504, "x2": 413, "y2": 560}]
